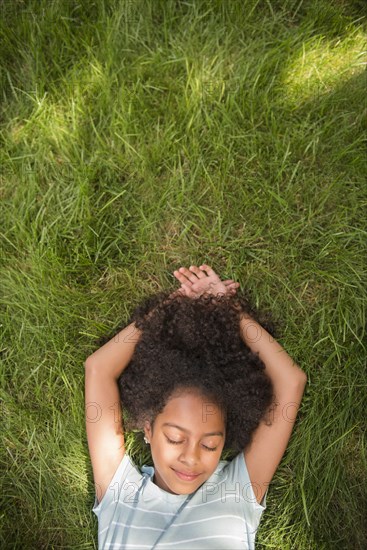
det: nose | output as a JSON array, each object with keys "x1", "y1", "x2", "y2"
[{"x1": 178, "y1": 442, "x2": 200, "y2": 466}]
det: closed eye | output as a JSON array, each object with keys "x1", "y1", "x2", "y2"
[{"x1": 165, "y1": 436, "x2": 217, "y2": 452}]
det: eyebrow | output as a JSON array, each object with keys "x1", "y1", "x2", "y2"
[{"x1": 162, "y1": 423, "x2": 224, "y2": 437}]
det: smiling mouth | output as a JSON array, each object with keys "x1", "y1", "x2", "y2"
[{"x1": 172, "y1": 468, "x2": 201, "y2": 480}]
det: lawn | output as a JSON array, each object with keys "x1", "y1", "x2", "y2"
[{"x1": 0, "y1": 0, "x2": 366, "y2": 548}]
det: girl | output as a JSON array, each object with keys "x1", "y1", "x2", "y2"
[{"x1": 85, "y1": 264, "x2": 307, "y2": 549}]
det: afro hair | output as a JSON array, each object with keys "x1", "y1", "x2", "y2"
[{"x1": 112, "y1": 289, "x2": 279, "y2": 456}]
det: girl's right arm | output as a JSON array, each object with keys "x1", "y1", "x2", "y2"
[{"x1": 84, "y1": 322, "x2": 141, "y2": 504}]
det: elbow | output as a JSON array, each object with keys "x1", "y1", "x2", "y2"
[
  {"x1": 298, "y1": 369, "x2": 307, "y2": 385},
  {"x1": 287, "y1": 370, "x2": 307, "y2": 401},
  {"x1": 84, "y1": 357, "x2": 96, "y2": 370},
  {"x1": 294, "y1": 369, "x2": 307, "y2": 390},
  {"x1": 287, "y1": 365, "x2": 307, "y2": 389}
]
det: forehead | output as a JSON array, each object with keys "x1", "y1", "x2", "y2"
[{"x1": 158, "y1": 391, "x2": 225, "y2": 430}]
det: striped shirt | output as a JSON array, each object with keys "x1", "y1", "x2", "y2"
[{"x1": 92, "y1": 451, "x2": 267, "y2": 549}]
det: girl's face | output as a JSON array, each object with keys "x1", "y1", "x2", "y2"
[{"x1": 144, "y1": 389, "x2": 226, "y2": 495}]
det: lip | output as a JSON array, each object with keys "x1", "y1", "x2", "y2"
[{"x1": 172, "y1": 468, "x2": 201, "y2": 481}]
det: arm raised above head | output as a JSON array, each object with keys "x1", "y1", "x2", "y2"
[
  {"x1": 85, "y1": 321, "x2": 141, "y2": 376},
  {"x1": 239, "y1": 314, "x2": 307, "y2": 506},
  {"x1": 84, "y1": 322, "x2": 142, "y2": 505},
  {"x1": 239, "y1": 314, "x2": 307, "y2": 387}
]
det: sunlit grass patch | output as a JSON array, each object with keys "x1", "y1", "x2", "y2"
[{"x1": 281, "y1": 28, "x2": 366, "y2": 104}]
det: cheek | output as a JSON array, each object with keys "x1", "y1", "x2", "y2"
[
  {"x1": 207, "y1": 453, "x2": 221, "y2": 466},
  {"x1": 152, "y1": 441, "x2": 177, "y2": 463}
]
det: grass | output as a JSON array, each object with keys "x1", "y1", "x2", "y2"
[{"x1": 0, "y1": 0, "x2": 366, "y2": 548}]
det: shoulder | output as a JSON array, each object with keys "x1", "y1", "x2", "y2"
[
  {"x1": 192, "y1": 453, "x2": 267, "y2": 538},
  {"x1": 216, "y1": 453, "x2": 268, "y2": 510},
  {"x1": 92, "y1": 452, "x2": 143, "y2": 513}
]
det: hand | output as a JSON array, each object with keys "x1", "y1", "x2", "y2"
[{"x1": 172, "y1": 264, "x2": 240, "y2": 299}]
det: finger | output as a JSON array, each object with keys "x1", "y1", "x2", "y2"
[
  {"x1": 199, "y1": 264, "x2": 218, "y2": 278},
  {"x1": 173, "y1": 269, "x2": 193, "y2": 286},
  {"x1": 222, "y1": 280, "x2": 240, "y2": 288},
  {"x1": 177, "y1": 266, "x2": 199, "y2": 284},
  {"x1": 181, "y1": 282, "x2": 196, "y2": 297},
  {"x1": 227, "y1": 283, "x2": 240, "y2": 290},
  {"x1": 188, "y1": 265, "x2": 206, "y2": 279},
  {"x1": 174, "y1": 284, "x2": 189, "y2": 297},
  {"x1": 169, "y1": 288, "x2": 187, "y2": 299}
]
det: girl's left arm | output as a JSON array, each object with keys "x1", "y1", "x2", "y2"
[{"x1": 240, "y1": 314, "x2": 307, "y2": 505}]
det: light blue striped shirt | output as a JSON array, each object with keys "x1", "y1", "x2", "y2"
[{"x1": 92, "y1": 451, "x2": 267, "y2": 549}]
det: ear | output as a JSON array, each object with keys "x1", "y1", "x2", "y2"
[{"x1": 144, "y1": 420, "x2": 152, "y2": 439}]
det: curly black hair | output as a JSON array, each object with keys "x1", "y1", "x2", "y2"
[{"x1": 114, "y1": 288, "x2": 279, "y2": 457}]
